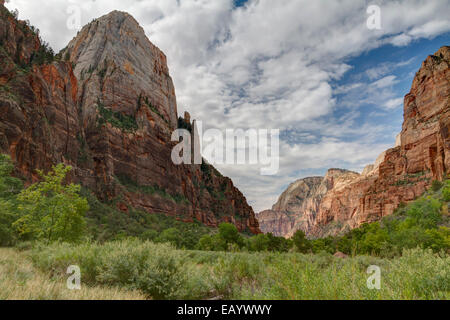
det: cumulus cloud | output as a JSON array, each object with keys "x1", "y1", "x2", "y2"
[{"x1": 6, "y1": 0, "x2": 450, "y2": 211}]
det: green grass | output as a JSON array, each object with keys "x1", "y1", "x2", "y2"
[
  {"x1": 0, "y1": 247, "x2": 145, "y2": 300},
  {"x1": 27, "y1": 239, "x2": 449, "y2": 300}
]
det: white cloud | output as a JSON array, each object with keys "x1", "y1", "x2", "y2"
[
  {"x1": 5, "y1": 0, "x2": 450, "y2": 212},
  {"x1": 365, "y1": 58, "x2": 415, "y2": 80},
  {"x1": 384, "y1": 98, "x2": 404, "y2": 110},
  {"x1": 372, "y1": 75, "x2": 398, "y2": 89}
]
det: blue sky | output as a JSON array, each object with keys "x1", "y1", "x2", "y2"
[
  {"x1": 284, "y1": 33, "x2": 450, "y2": 183},
  {"x1": 7, "y1": 0, "x2": 450, "y2": 211},
  {"x1": 233, "y1": 0, "x2": 248, "y2": 8}
]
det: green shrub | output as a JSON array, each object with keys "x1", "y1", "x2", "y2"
[
  {"x1": 31, "y1": 240, "x2": 192, "y2": 299},
  {"x1": 292, "y1": 230, "x2": 311, "y2": 253},
  {"x1": 248, "y1": 233, "x2": 270, "y2": 252},
  {"x1": 96, "y1": 99, "x2": 138, "y2": 132},
  {"x1": 29, "y1": 239, "x2": 450, "y2": 300},
  {"x1": 13, "y1": 164, "x2": 88, "y2": 244},
  {"x1": 81, "y1": 188, "x2": 208, "y2": 247},
  {"x1": 0, "y1": 154, "x2": 23, "y2": 246},
  {"x1": 432, "y1": 180, "x2": 443, "y2": 192},
  {"x1": 219, "y1": 223, "x2": 242, "y2": 245},
  {"x1": 443, "y1": 181, "x2": 450, "y2": 202}
]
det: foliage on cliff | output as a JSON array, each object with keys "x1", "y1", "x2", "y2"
[{"x1": 296, "y1": 180, "x2": 450, "y2": 257}]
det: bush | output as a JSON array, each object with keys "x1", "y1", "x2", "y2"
[
  {"x1": 31, "y1": 240, "x2": 192, "y2": 299},
  {"x1": 248, "y1": 234, "x2": 270, "y2": 252},
  {"x1": 13, "y1": 164, "x2": 88, "y2": 243},
  {"x1": 197, "y1": 234, "x2": 215, "y2": 251},
  {"x1": 293, "y1": 230, "x2": 311, "y2": 253},
  {"x1": 82, "y1": 188, "x2": 210, "y2": 247},
  {"x1": 443, "y1": 181, "x2": 450, "y2": 202},
  {"x1": 219, "y1": 223, "x2": 241, "y2": 245},
  {"x1": 156, "y1": 228, "x2": 181, "y2": 247},
  {"x1": 29, "y1": 239, "x2": 450, "y2": 300},
  {"x1": 0, "y1": 154, "x2": 23, "y2": 246},
  {"x1": 432, "y1": 180, "x2": 443, "y2": 192}
]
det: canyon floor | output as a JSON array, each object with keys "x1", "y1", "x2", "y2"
[{"x1": 1, "y1": 243, "x2": 448, "y2": 300}]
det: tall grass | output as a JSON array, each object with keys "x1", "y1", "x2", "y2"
[
  {"x1": 28, "y1": 239, "x2": 450, "y2": 300},
  {"x1": 0, "y1": 248, "x2": 145, "y2": 300}
]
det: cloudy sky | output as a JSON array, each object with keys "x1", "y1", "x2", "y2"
[{"x1": 6, "y1": 0, "x2": 450, "y2": 211}]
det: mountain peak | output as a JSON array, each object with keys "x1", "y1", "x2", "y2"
[{"x1": 62, "y1": 10, "x2": 177, "y2": 129}]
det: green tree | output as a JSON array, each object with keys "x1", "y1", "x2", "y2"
[
  {"x1": 13, "y1": 164, "x2": 88, "y2": 243},
  {"x1": 431, "y1": 180, "x2": 443, "y2": 192},
  {"x1": 248, "y1": 233, "x2": 270, "y2": 251},
  {"x1": 196, "y1": 233, "x2": 227, "y2": 251},
  {"x1": 197, "y1": 234, "x2": 215, "y2": 251},
  {"x1": 292, "y1": 230, "x2": 311, "y2": 253},
  {"x1": 219, "y1": 223, "x2": 242, "y2": 245},
  {"x1": 265, "y1": 233, "x2": 292, "y2": 252},
  {"x1": 157, "y1": 228, "x2": 181, "y2": 247},
  {"x1": 0, "y1": 154, "x2": 23, "y2": 246},
  {"x1": 311, "y1": 237, "x2": 336, "y2": 254},
  {"x1": 442, "y1": 180, "x2": 450, "y2": 202}
]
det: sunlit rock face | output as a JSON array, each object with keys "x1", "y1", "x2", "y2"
[
  {"x1": 0, "y1": 6, "x2": 260, "y2": 234},
  {"x1": 258, "y1": 46, "x2": 450, "y2": 238}
]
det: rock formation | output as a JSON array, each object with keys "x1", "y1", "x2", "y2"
[
  {"x1": 259, "y1": 46, "x2": 450, "y2": 238},
  {"x1": 0, "y1": 5, "x2": 260, "y2": 233}
]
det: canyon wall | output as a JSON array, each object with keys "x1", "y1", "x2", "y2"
[
  {"x1": 0, "y1": 6, "x2": 260, "y2": 233},
  {"x1": 258, "y1": 46, "x2": 450, "y2": 238}
]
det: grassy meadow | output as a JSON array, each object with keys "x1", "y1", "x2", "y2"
[
  {"x1": 0, "y1": 247, "x2": 145, "y2": 300},
  {"x1": 0, "y1": 240, "x2": 446, "y2": 300}
]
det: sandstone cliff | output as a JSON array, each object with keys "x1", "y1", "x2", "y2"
[
  {"x1": 0, "y1": 6, "x2": 260, "y2": 234},
  {"x1": 259, "y1": 46, "x2": 450, "y2": 238}
]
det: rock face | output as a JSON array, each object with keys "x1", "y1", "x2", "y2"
[
  {"x1": 257, "y1": 169, "x2": 360, "y2": 237},
  {"x1": 0, "y1": 6, "x2": 260, "y2": 234},
  {"x1": 259, "y1": 46, "x2": 450, "y2": 238}
]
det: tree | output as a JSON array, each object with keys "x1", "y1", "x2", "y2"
[
  {"x1": 442, "y1": 181, "x2": 450, "y2": 202},
  {"x1": 264, "y1": 233, "x2": 292, "y2": 252},
  {"x1": 292, "y1": 230, "x2": 311, "y2": 253},
  {"x1": 218, "y1": 223, "x2": 242, "y2": 245},
  {"x1": 157, "y1": 228, "x2": 181, "y2": 247},
  {"x1": 0, "y1": 154, "x2": 23, "y2": 246},
  {"x1": 249, "y1": 233, "x2": 270, "y2": 251},
  {"x1": 0, "y1": 154, "x2": 23, "y2": 199},
  {"x1": 197, "y1": 234, "x2": 214, "y2": 251},
  {"x1": 13, "y1": 164, "x2": 88, "y2": 243}
]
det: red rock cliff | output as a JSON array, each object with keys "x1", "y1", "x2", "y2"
[
  {"x1": 0, "y1": 6, "x2": 260, "y2": 234},
  {"x1": 259, "y1": 46, "x2": 449, "y2": 238}
]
